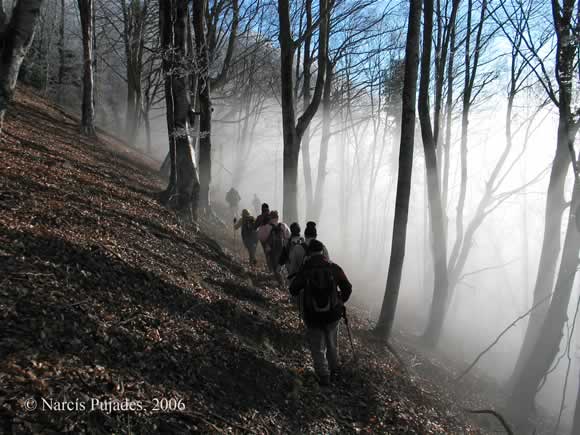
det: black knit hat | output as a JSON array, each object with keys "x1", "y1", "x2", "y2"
[
  {"x1": 308, "y1": 239, "x2": 324, "y2": 254},
  {"x1": 304, "y1": 221, "x2": 317, "y2": 238},
  {"x1": 290, "y1": 222, "x2": 301, "y2": 236}
]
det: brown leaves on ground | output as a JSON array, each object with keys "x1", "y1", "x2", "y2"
[{"x1": 1, "y1": 87, "x2": 483, "y2": 434}]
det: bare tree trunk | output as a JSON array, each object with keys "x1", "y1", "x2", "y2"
[
  {"x1": 0, "y1": 1, "x2": 5, "y2": 31},
  {"x1": 441, "y1": 22, "x2": 455, "y2": 235},
  {"x1": 57, "y1": 0, "x2": 65, "y2": 100},
  {"x1": 510, "y1": 174, "x2": 580, "y2": 422},
  {"x1": 573, "y1": 376, "x2": 580, "y2": 435},
  {"x1": 374, "y1": 0, "x2": 421, "y2": 340},
  {"x1": 0, "y1": 0, "x2": 44, "y2": 136},
  {"x1": 510, "y1": 0, "x2": 578, "y2": 422},
  {"x1": 123, "y1": 0, "x2": 148, "y2": 145},
  {"x1": 192, "y1": 0, "x2": 213, "y2": 212},
  {"x1": 278, "y1": 0, "x2": 329, "y2": 223},
  {"x1": 418, "y1": 0, "x2": 449, "y2": 347},
  {"x1": 433, "y1": 0, "x2": 459, "y2": 150},
  {"x1": 510, "y1": 8, "x2": 575, "y2": 393},
  {"x1": 312, "y1": 61, "x2": 333, "y2": 221},
  {"x1": 158, "y1": 0, "x2": 199, "y2": 224},
  {"x1": 78, "y1": 0, "x2": 96, "y2": 136},
  {"x1": 232, "y1": 92, "x2": 253, "y2": 186},
  {"x1": 144, "y1": 109, "x2": 151, "y2": 153},
  {"x1": 302, "y1": 0, "x2": 314, "y2": 217}
]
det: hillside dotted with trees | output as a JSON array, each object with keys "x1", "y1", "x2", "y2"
[{"x1": 1, "y1": 0, "x2": 580, "y2": 434}]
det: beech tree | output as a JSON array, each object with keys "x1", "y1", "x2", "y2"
[
  {"x1": 77, "y1": 0, "x2": 96, "y2": 136},
  {"x1": 0, "y1": 0, "x2": 45, "y2": 136},
  {"x1": 193, "y1": 0, "x2": 239, "y2": 214},
  {"x1": 375, "y1": 0, "x2": 421, "y2": 339},
  {"x1": 501, "y1": 4, "x2": 574, "y2": 396},
  {"x1": 158, "y1": 0, "x2": 200, "y2": 225},
  {"x1": 121, "y1": 0, "x2": 150, "y2": 144},
  {"x1": 417, "y1": 0, "x2": 450, "y2": 347},
  {"x1": 278, "y1": 0, "x2": 331, "y2": 223},
  {"x1": 509, "y1": 0, "x2": 580, "y2": 424}
]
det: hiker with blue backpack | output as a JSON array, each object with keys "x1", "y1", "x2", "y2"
[{"x1": 290, "y1": 239, "x2": 352, "y2": 386}]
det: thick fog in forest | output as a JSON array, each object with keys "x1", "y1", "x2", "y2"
[{"x1": 6, "y1": 0, "x2": 580, "y2": 432}]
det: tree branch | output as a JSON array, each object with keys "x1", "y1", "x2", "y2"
[
  {"x1": 210, "y1": 0, "x2": 239, "y2": 90},
  {"x1": 455, "y1": 291, "x2": 554, "y2": 383},
  {"x1": 462, "y1": 409, "x2": 514, "y2": 435}
]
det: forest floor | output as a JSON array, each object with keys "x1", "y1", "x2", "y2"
[{"x1": 1, "y1": 87, "x2": 519, "y2": 434}]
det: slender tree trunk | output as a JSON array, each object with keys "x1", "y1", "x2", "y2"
[
  {"x1": 192, "y1": 0, "x2": 213, "y2": 212},
  {"x1": 302, "y1": 0, "x2": 314, "y2": 216},
  {"x1": 57, "y1": 0, "x2": 65, "y2": 100},
  {"x1": 442, "y1": 22, "x2": 455, "y2": 236},
  {"x1": 510, "y1": 173, "x2": 580, "y2": 422},
  {"x1": 278, "y1": 0, "x2": 329, "y2": 223},
  {"x1": 573, "y1": 375, "x2": 580, "y2": 435},
  {"x1": 0, "y1": 0, "x2": 44, "y2": 136},
  {"x1": 232, "y1": 93, "x2": 253, "y2": 186},
  {"x1": 418, "y1": 0, "x2": 449, "y2": 347},
  {"x1": 123, "y1": 0, "x2": 147, "y2": 145},
  {"x1": 144, "y1": 109, "x2": 151, "y2": 153},
  {"x1": 339, "y1": 85, "x2": 347, "y2": 250},
  {"x1": 312, "y1": 62, "x2": 333, "y2": 221},
  {"x1": 509, "y1": 106, "x2": 573, "y2": 398},
  {"x1": 374, "y1": 0, "x2": 421, "y2": 339},
  {"x1": 433, "y1": 0, "x2": 459, "y2": 151},
  {"x1": 0, "y1": 1, "x2": 5, "y2": 32},
  {"x1": 510, "y1": 1, "x2": 578, "y2": 421},
  {"x1": 158, "y1": 0, "x2": 199, "y2": 223},
  {"x1": 510, "y1": 133, "x2": 571, "y2": 381},
  {"x1": 78, "y1": 0, "x2": 96, "y2": 136}
]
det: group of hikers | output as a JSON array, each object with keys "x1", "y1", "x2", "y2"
[{"x1": 226, "y1": 188, "x2": 353, "y2": 387}]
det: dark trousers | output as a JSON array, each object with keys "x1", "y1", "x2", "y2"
[
  {"x1": 306, "y1": 321, "x2": 340, "y2": 378},
  {"x1": 243, "y1": 239, "x2": 257, "y2": 265}
]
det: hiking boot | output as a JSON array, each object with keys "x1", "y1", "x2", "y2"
[{"x1": 318, "y1": 375, "x2": 331, "y2": 387}]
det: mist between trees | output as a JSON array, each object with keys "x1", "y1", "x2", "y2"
[{"x1": 2, "y1": 0, "x2": 580, "y2": 433}]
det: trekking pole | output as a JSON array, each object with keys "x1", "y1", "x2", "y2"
[{"x1": 342, "y1": 307, "x2": 358, "y2": 363}]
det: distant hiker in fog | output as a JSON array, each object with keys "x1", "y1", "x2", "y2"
[
  {"x1": 252, "y1": 194, "x2": 261, "y2": 215},
  {"x1": 234, "y1": 209, "x2": 258, "y2": 266},
  {"x1": 258, "y1": 210, "x2": 290, "y2": 285},
  {"x1": 290, "y1": 239, "x2": 352, "y2": 387},
  {"x1": 226, "y1": 187, "x2": 241, "y2": 217}
]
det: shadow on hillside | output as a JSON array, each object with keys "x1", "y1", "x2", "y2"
[
  {"x1": 3, "y1": 226, "x2": 379, "y2": 429},
  {"x1": 204, "y1": 277, "x2": 267, "y2": 305},
  {"x1": 9, "y1": 101, "x2": 160, "y2": 181}
]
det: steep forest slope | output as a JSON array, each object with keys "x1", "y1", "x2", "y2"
[{"x1": 1, "y1": 87, "x2": 498, "y2": 434}]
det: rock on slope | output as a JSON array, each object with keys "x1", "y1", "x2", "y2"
[{"x1": 1, "y1": 87, "x2": 483, "y2": 434}]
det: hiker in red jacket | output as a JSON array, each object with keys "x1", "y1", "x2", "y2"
[{"x1": 289, "y1": 239, "x2": 352, "y2": 386}]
